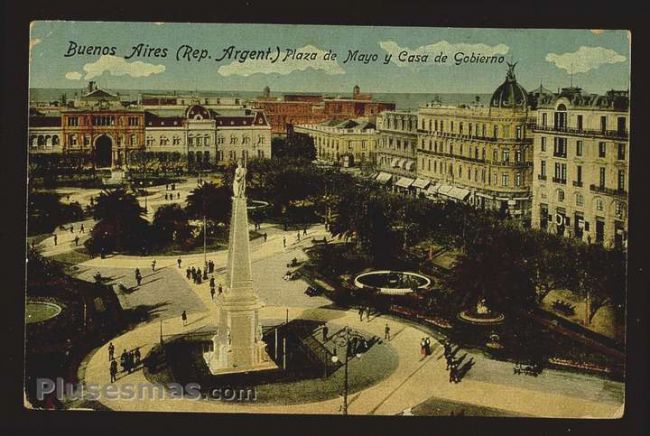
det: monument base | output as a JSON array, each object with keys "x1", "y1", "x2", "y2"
[
  {"x1": 103, "y1": 169, "x2": 125, "y2": 185},
  {"x1": 203, "y1": 341, "x2": 278, "y2": 375}
]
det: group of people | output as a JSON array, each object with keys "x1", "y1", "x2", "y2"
[
  {"x1": 442, "y1": 340, "x2": 475, "y2": 384},
  {"x1": 164, "y1": 192, "x2": 181, "y2": 201},
  {"x1": 108, "y1": 341, "x2": 141, "y2": 383},
  {"x1": 357, "y1": 306, "x2": 373, "y2": 322},
  {"x1": 165, "y1": 183, "x2": 177, "y2": 191}
]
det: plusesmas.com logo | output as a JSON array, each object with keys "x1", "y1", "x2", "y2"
[{"x1": 36, "y1": 378, "x2": 257, "y2": 402}]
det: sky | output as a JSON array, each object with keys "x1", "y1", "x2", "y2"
[{"x1": 29, "y1": 21, "x2": 631, "y2": 95}]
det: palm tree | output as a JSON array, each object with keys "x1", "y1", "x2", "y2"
[
  {"x1": 185, "y1": 182, "x2": 231, "y2": 224},
  {"x1": 152, "y1": 204, "x2": 192, "y2": 247}
]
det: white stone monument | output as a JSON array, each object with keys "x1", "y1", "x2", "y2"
[{"x1": 204, "y1": 160, "x2": 276, "y2": 374}]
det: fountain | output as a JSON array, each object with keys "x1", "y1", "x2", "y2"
[{"x1": 354, "y1": 270, "x2": 431, "y2": 296}]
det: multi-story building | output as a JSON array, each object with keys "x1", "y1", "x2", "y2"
[
  {"x1": 416, "y1": 64, "x2": 535, "y2": 217},
  {"x1": 250, "y1": 85, "x2": 395, "y2": 135},
  {"x1": 293, "y1": 118, "x2": 378, "y2": 167},
  {"x1": 28, "y1": 83, "x2": 272, "y2": 169},
  {"x1": 531, "y1": 88, "x2": 629, "y2": 249},
  {"x1": 374, "y1": 111, "x2": 421, "y2": 190}
]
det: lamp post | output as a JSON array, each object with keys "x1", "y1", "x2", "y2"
[{"x1": 329, "y1": 326, "x2": 367, "y2": 415}]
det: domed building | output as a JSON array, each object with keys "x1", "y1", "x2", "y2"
[
  {"x1": 415, "y1": 63, "x2": 535, "y2": 219},
  {"x1": 489, "y1": 62, "x2": 529, "y2": 111}
]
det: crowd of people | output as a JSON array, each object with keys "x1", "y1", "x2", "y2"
[
  {"x1": 108, "y1": 341, "x2": 142, "y2": 383},
  {"x1": 442, "y1": 340, "x2": 475, "y2": 383}
]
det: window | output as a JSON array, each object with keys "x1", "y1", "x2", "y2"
[
  {"x1": 554, "y1": 137, "x2": 567, "y2": 158},
  {"x1": 173, "y1": 136, "x2": 181, "y2": 145},
  {"x1": 596, "y1": 198, "x2": 604, "y2": 212},
  {"x1": 128, "y1": 117, "x2": 139, "y2": 126},
  {"x1": 540, "y1": 160, "x2": 546, "y2": 177},
  {"x1": 501, "y1": 173, "x2": 509, "y2": 187},
  {"x1": 69, "y1": 134, "x2": 77, "y2": 146},
  {"x1": 557, "y1": 189, "x2": 565, "y2": 202},
  {"x1": 515, "y1": 173, "x2": 521, "y2": 187},
  {"x1": 576, "y1": 165, "x2": 582, "y2": 184},
  {"x1": 502, "y1": 150, "x2": 510, "y2": 163},
  {"x1": 217, "y1": 136, "x2": 224, "y2": 145},
  {"x1": 515, "y1": 150, "x2": 522, "y2": 163},
  {"x1": 540, "y1": 137, "x2": 546, "y2": 152},
  {"x1": 616, "y1": 202, "x2": 625, "y2": 219},
  {"x1": 67, "y1": 117, "x2": 79, "y2": 126},
  {"x1": 576, "y1": 115, "x2": 583, "y2": 131},
  {"x1": 230, "y1": 136, "x2": 237, "y2": 145},
  {"x1": 492, "y1": 149, "x2": 498, "y2": 162},
  {"x1": 598, "y1": 142, "x2": 606, "y2": 158},
  {"x1": 541, "y1": 113, "x2": 548, "y2": 127},
  {"x1": 258, "y1": 136, "x2": 265, "y2": 145},
  {"x1": 618, "y1": 170, "x2": 625, "y2": 191},
  {"x1": 576, "y1": 193, "x2": 584, "y2": 207},
  {"x1": 576, "y1": 140, "x2": 583, "y2": 157},
  {"x1": 599, "y1": 167, "x2": 606, "y2": 187},
  {"x1": 516, "y1": 125, "x2": 522, "y2": 139},
  {"x1": 242, "y1": 136, "x2": 251, "y2": 145},
  {"x1": 617, "y1": 143, "x2": 625, "y2": 160},
  {"x1": 600, "y1": 116, "x2": 607, "y2": 133},
  {"x1": 188, "y1": 137, "x2": 194, "y2": 146}
]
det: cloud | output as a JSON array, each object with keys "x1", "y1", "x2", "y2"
[
  {"x1": 379, "y1": 40, "x2": 510, "y2": 67},
  {"x1": 217, "y1": 45, "x2": 345, "y2": 77},
  {"x1": 546, "y1": 46, "x2": 626, "y2": 74},
  {"x1": 81, "y1": 55, "x2": 166, "y2": 80},
  {"x1": 65, "y1": 71, "x2": 82, "y2": 80}
]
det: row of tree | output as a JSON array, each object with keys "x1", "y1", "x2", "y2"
[{"x1": 241, "y1": 158, "x2": 626, "y2": 323}]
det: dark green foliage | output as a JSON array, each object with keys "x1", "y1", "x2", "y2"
[{"x1": 28, "y1": 192, "x2": 84, "y2": 235}]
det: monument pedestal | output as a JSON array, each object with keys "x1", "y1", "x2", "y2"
[{"x1": 203, "y1": 194, "x2": 276, "y2": 374}]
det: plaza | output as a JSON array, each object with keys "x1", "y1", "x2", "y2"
[{"x1": 27, "y1": 179, "x2": 624, "y2": 417}]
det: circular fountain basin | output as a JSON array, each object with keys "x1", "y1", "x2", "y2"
[
  {"x1": 457, "y1": 310, "x2": 505, "y2": 325},
  {"x1": 354, "y1": 270, "x2": 431, "y2": 295},
  {"x1": 247, "y1": 200, "x2": 270, "y2": 210},
  {"x1": 25, "y1": 300, "x2": 62, "y2": 324}
]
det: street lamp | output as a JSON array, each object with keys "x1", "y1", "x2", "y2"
[{"x1": 329, "y1": 326, "x2": 367, "y2": 415}]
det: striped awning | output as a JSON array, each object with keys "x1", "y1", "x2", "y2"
[
  {"x1": 405, "y1": 160, "x2": 416, "y2": 171},
  {"x1": 412, "y1": 177, "x2": 430, "y2": 189},
  {"x1": 395, "y1": 177, "x2": 415, "y2": 188},
  {"x1": 376, "y1": 172, "x2": 393, "y2": 184},
  {"x1": 390, "y1": 158, "x2": 400, "y2": 167}
]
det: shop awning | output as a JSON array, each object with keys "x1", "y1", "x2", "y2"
[
  {"x1": 405, "y1": 160, "x2": 416, "y2": 171},
  {"x1": 426, "y1": 184, "x2": 440, "y2": 196},
  {"x1": 397, "y1": 158, "x2": 407, "y2": 168},
  {"x1": 437, "y1": 184, "x2": 454, "y2": 196},
  {"x1": 395, "y1": 177, "x2": 415, "y2": 188},
  {"x1": 412, "y1": 177, "x2": 430, "y2": 189},
  {"x1": 447, "y1": 186, "x2": 470, "y2": 201},
  {"x1": 376, "y1": 172, "x2": 393, "y2": 184},
  {"x1": 390, "y1": 158, "x2": 400, "y2": 167}
]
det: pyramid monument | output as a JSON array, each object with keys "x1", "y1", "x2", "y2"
[{"x1": 204, "y1": 160, "x2": 276, "y2": 374}]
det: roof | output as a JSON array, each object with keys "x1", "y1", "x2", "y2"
[
  {"x1": 29, "y1": 116, "x2": 61, "y2": 128},
  {"x1": 81, "y1": 88, "x2": 118, "y2": 100},
  {"x1": 144, "y1": 111, "x2": 185, "y2": 127},
  {"x1": 490, "y1": 62, "x2": 529, "y2": 110}
]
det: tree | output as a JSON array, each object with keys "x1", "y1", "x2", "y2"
[
  {"x1": 522, "y1": 231, "x2": 574, "y2": 304},
  {"x1": 28, "y1": 192, "x2": 84, "y2": 235},
  {"x1": 86, "y1": 188, "x2": 149, "y2": 254},
  {"x1": 152, "y1": 204, "x2": 192, "y2": 247},
  {"x1": 185, "y1": 182, "x2": 231, "y2": 224}
]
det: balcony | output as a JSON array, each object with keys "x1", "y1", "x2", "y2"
[
  {"x1": 552, "y1": 177, "x2": 567, "y2": 184},
  {"x1": 590, "y1": 184, "x2": 627, "y2": 198},
  {"x1": 537, "y1": 174, "x2": 547, "y2": 181},
  {"x1": 572, "y1": 180, "x2": 583, "y2": 187},
  {"x1": 534, "y1": 124, "x2": 628, "y2": 140}
]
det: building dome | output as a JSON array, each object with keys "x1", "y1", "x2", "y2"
[{"x1": 490, "y1": 62, "x2": 529, "y2": 110}]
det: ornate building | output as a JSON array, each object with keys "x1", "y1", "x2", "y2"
[
  {"x1": 293, "y1": 118, "x2": 378, "y2": 167},
  {"x1": 374, "y1": 111, "x2": 420, "y2": 190},
  {"x1": 28, "y1": 83, "x2": 271, "y2": 169},
  {"x1": 531, "y1": 88, "x2": 629, "y2": 249},
  {"x1": 416, "y1": 63, "x2": 535, "y2": 217}
]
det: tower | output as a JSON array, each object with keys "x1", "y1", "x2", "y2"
[{"x1": 204, "y1": 161, "x2": 275, "y2": 374}]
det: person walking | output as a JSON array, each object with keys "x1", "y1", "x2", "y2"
[
  {"x1": 297, "y1": 232, "x2": 301, "y2": 242},
  {"x1": 135, "y1": 268, "x2": 142, "y2": 287},
  {"x1": 177, "y1": 257, "x2": 182, "y2": 268},
  {"x1": 181, "y1": 310, "x2": 188, "y2": 326},
  {"x1": 322, "y1": 324, "x2": 329, "y2": 341},
  {"x1": 420, "y1": 338, "x2": 427, "y2": 359},
  {"x1": 70, "y1": 225, "x2": 74, "y2": 234},
  {"x1": 151, "y1": 259, "x2": 156, "y2": 271},
  {"x1": 108, "y1": 342, "x2": 115, "y2": 361},
  {"x1": 74, "y1": 235, "x2": 79, "y2": 246},
  {"x1": 110, "y1": 360, "x2": 118, "y2": 383},
  {"x1": 186, "y1": 267, "x2": 191, "y2": 280},
  {"x1": 384, "y1": 324, "x2": 391, "y2": 341},
  {"x1": 134, "y1": 348, "x2": 141, "y2": 366},
  {"x1": 210, "y1": 287, "x2": 216, "y2": 300},
  {"x1": 53, "y1": 234, "x2": 58, "y2": 246},
  {"x1": 303, "y1": 227, "x2": 307, "y2": 235},
  {"x1": 366, "y1": 306, "x2": 371, "y2": 322},
  {"x1": 218, "y1": 284, "x2": 223, "y2": 294},
  {"x1": 120, "y1": 349, "x2": 128, "y2": 372},
  {"x1": 283, "y1": 237, "x2": 286, "y2": 248},
  {"x1": 358, "y1": 307, "x2": 364, "y2": 321},
  {"x1": 425, "y1": 337, "x2": 432, "y2": 356},
  {"x1": 263, "y1": 233, "x2": 267, "y2": 242},
  {"x1": 177, "y1": 192, "x2": 180, "y2": 199},
  {"x1": 80, "y1": 223, "x2": 85, "y2": 234}
]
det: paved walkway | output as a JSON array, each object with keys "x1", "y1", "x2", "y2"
[{"x1": 32, "y1": 183, "x2": 624, "y2": 416}]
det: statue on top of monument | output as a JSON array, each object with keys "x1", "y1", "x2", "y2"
[{"x1": 233, "y1": 159, "x2": 247, "y2": 198}]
